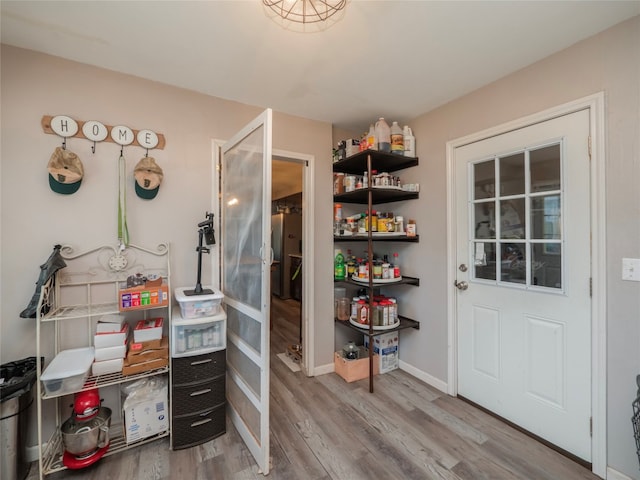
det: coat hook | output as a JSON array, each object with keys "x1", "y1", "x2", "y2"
[
  {"x1": 61, "y1": 137, "x2": 67, "y2": 150},
  {"x1": 120, "y1": 146, "x2": 124, "y2": 157},
  {"x1": 145, "y1": 148, "x2": 149, "y2": 158},
  {"x1": 91, "y1": 141, "x2": 96, "y2": 154}
]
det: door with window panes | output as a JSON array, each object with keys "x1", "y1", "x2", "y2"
[{"x1": 455, "y1": 110, "x2": 592, "y2": 461}]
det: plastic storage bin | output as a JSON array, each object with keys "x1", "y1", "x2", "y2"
[
  {"x1": 171, "y1": 306, "x2": 226, "y2": 357},
  {"x1": 40, "y1": 347, "x2": 94, "y2": 396},
  {"x1": 174, "y1": 287, "x2": 224, "y2": 319}
]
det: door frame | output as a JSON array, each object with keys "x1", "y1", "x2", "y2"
[
  {"x1": 212, "y1": 140, "x2": 315, "y2": 376},
  {"x1": 445, "y1": 92, "x2": 606, "y2": 477}
]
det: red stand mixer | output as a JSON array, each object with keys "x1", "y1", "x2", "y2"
[{"x1": 60, "y1": 388, "x2": 112, "y2": 469}]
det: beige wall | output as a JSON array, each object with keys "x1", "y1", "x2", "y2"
[
  {"x1": 0, "y1": 44, "x2": 335, "y2": 445},
  {"x1": 401, "y1": 16, "x2": 639, "y2": 477}
]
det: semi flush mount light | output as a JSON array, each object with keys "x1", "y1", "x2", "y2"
[{"x1": 263, "y1": 0, "x2": 346, "y2": 25}]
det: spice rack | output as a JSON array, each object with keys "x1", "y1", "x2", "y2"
[{"x1": 333, "y1": 150, "x2": 420, "y2": 393}]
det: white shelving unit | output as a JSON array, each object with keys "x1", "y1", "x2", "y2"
[{"x1": 34, "y1": 243, "x2": 171, "y2": 479}]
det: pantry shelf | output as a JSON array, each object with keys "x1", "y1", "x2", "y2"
[
  {"x1": 333, "y1": 149, "x2": 418, "y2": 174},
  {"x1": 334, "y1": 188, "x2": 419, "y2": 204},
  {"x1": 35, "y1": 242, "x2": 172, "y2": 479},
  {"x1": 41, "y1": 423, "x2": 169, "y2": 476},
  {"x1": 41, "y1": 302, "x2": 120, "y2": 321},
  {"x1": 335, "y1": 275, "x2": 420, "y2": 287},
  {"x1": 334, "y1": 234, "x2": 420, "y2": 242},
  {"x1": 41, "y1": 366, "x2": 169, "y2": 400},
  {"x1": 335, "y1": 315, "x2": 420, "y2": 336},
  {"x1": 333, "y1": 149, "x2": 421, "y2": 393}
]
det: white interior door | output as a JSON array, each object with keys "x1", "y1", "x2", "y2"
[
  {"x1": 455, "y1": 109, "x2": 592, "y2": 461},
  {"x1": 221, "y1": 109, "x2": 272, "y2": 474}
]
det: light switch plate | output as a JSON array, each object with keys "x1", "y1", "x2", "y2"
[{"x1": 622, "y1": 258, "x2": 640, "y2": 281}]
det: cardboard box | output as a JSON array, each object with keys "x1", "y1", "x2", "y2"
[
  {"x1": 119, "y1": 284, "x2": 168, "y2": 311},
  {"x1": 364, "y1": 332, "x2": 399, "y2": 374},
  {"x1": 122, "y1": 356, "x2": 168, "y2": 376},
  {"x1": 94, "y1": 323, "x2": 129, "y2": 349},
  {"x1": 129, "y1": 337, "x2": 163, "y2": 352},
  {"x1": 92, "y1": 358, "x2": 123, "y2": 376},
  {"x1": 94, "y1": 344, "x2": 126, "y2": 362},
  {"x1": 334, "y1": 349, "x2": 379, "y2": 383},
  {"x1": 96, "y1": 314, "x2": 126, "y2": 333},
  {"x1": 133, "y1": 318, "x2": 163, "y2": 343},
  {"x1": 127, "y1": 336, "x2": 169, "y2": 363},
  {"x1": 123, "y1": 385, "x2": 169, "y2": 443}
]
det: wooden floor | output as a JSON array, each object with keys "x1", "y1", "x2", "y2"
[{"x1": 29, "y1": 295, "x2": 598, "y2": 480}]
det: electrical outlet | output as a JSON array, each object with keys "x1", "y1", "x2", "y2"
[{"x1": 622, "y1": 258, "x2": 640, "y2": 281}]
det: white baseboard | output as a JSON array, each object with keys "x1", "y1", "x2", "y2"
[
  {"x1": 399, "y1": 360, "x2": 448, "y2": 394},
  {"x1": 310, "y1": 357, "x2": 448, "y2": 392},
  {"x1": 311, "y1": 361, "x2": 335, "y2": 376},
  {"x1": 606, "y1": 466, "x2": 633, "y2": 480}
]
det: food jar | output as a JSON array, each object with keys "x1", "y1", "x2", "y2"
[
  {"x1": 342, "y1": 341, "x2": 359, "y2": 360},
  {"x1": 336, "y1": 297, "x2": 350, "y2": 321}
]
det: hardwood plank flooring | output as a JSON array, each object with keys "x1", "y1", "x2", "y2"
[{"x1": 28, "y1": 295, "x2": 598, "y2": 480}]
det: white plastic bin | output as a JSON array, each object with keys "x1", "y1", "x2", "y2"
[
  {"x1": 171, "y1": 306, "x2": 226, "y2": 357},
  {"x1": 40, "y1": 347, "x2": 94, "y2": 396},
  {"x1": 174, "y1": 287, "x2": 223, "y2": 319}
]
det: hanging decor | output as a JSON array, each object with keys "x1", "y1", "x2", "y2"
[
  {"x1": 133, "y1": 157, "x2": 164, "y2": 200},
  {"x1": 41, "y1": 115, "x2": 166, "y2": 150},
  {"x1": 47, "y1": 147, "x2": 84, "y2": 195},
  {"x1": 263, "y1": 0, "x2": 346, "y2": 29}
]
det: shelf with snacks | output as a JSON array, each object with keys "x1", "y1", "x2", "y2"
[{"x1": 333, "y1": 149, "x2": 420, "y2": 393}]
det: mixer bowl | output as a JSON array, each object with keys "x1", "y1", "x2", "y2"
[{"x1": 60, "y1": 406, "x2": 112, "y2": 456}]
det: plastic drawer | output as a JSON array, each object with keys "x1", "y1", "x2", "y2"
[
  {"x1": 172, "y1": 376, "x2": 225, "y2": 417},
  {"x1": 172, "y1": 403, "x2": 226, "y2": 450},
  {"x1": 172, "y1": 350, "x2": 225, "y2": 385}
]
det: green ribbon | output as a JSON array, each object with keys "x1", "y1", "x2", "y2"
[
  {"x1": 118, "y1": 153, "x2": 129, "y2": 246},
  {"x1": 291, "y1": 262, "x2": 302, "y2": 281}
]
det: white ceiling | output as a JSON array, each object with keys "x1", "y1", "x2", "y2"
[{"x1": 2, "y1": 1, "x2": 638, "y2": 133}]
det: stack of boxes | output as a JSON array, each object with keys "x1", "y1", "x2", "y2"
[
  {"x1": 92, "y1": 315, "x2": 128, "y2": 376},
  {"x1": 123, "y1": 318, "x2": 168, "y2": 376}
]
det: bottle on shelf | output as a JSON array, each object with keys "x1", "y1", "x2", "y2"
[
  {"x1": 407, "y1": 219, "x2": 417, "y2": 237},
  {"x1": 373, "y1": 258, "x2": 383, "y2": 279},
  {"x1": 334, "y1": 203, "x2": 343, "y2": 223},
  {"x1": 346, "y1": 249, "x2": 356, "y2": 277},
  {"x1": 392, "y1": 252, "x2": 401, "y2": 278},
  {"x1": 403, "y1": 125, "x2": 416, "y2": 157},
  {"x1": 351, "y1": 297, "x2": 360, "y2": 319},
  {"x1": 367, "y1": 124, "x2": 377, "y2": 151},
  {"x1": 375, "y1": 117, "x2": 391, "y2": 153},
  {"x1": 334, "y1": 249, "x2": 346, "y2": 281},
  {"x1": 390, "y1": 121, "x2": 404, "y2": 155}
]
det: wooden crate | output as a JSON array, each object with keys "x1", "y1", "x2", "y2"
[{"x1": 334, "y1": 350, "x2": 379, "y2": 383}]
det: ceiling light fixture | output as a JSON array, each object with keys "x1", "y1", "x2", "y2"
[{"x1": 263, "y1": 0, "x2": 346, "y2": 25}]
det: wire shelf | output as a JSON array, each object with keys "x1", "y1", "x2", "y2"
[{"x1": 41, "y1": 423, "x2": 169, "y2": 475}]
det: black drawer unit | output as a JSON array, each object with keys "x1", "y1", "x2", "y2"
[
  {"x1": 171, "y1": 349, "x2": 226, "y2": 449},
  {"x1": 172, "y1": 403, "x2": 226, "y2": 450},
  {"x1": 172, "y1": 375, "x2": 225, "y2": 417},
  {"x1": 172, "y1": 349, "x2": 225, "y2": 383}
]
